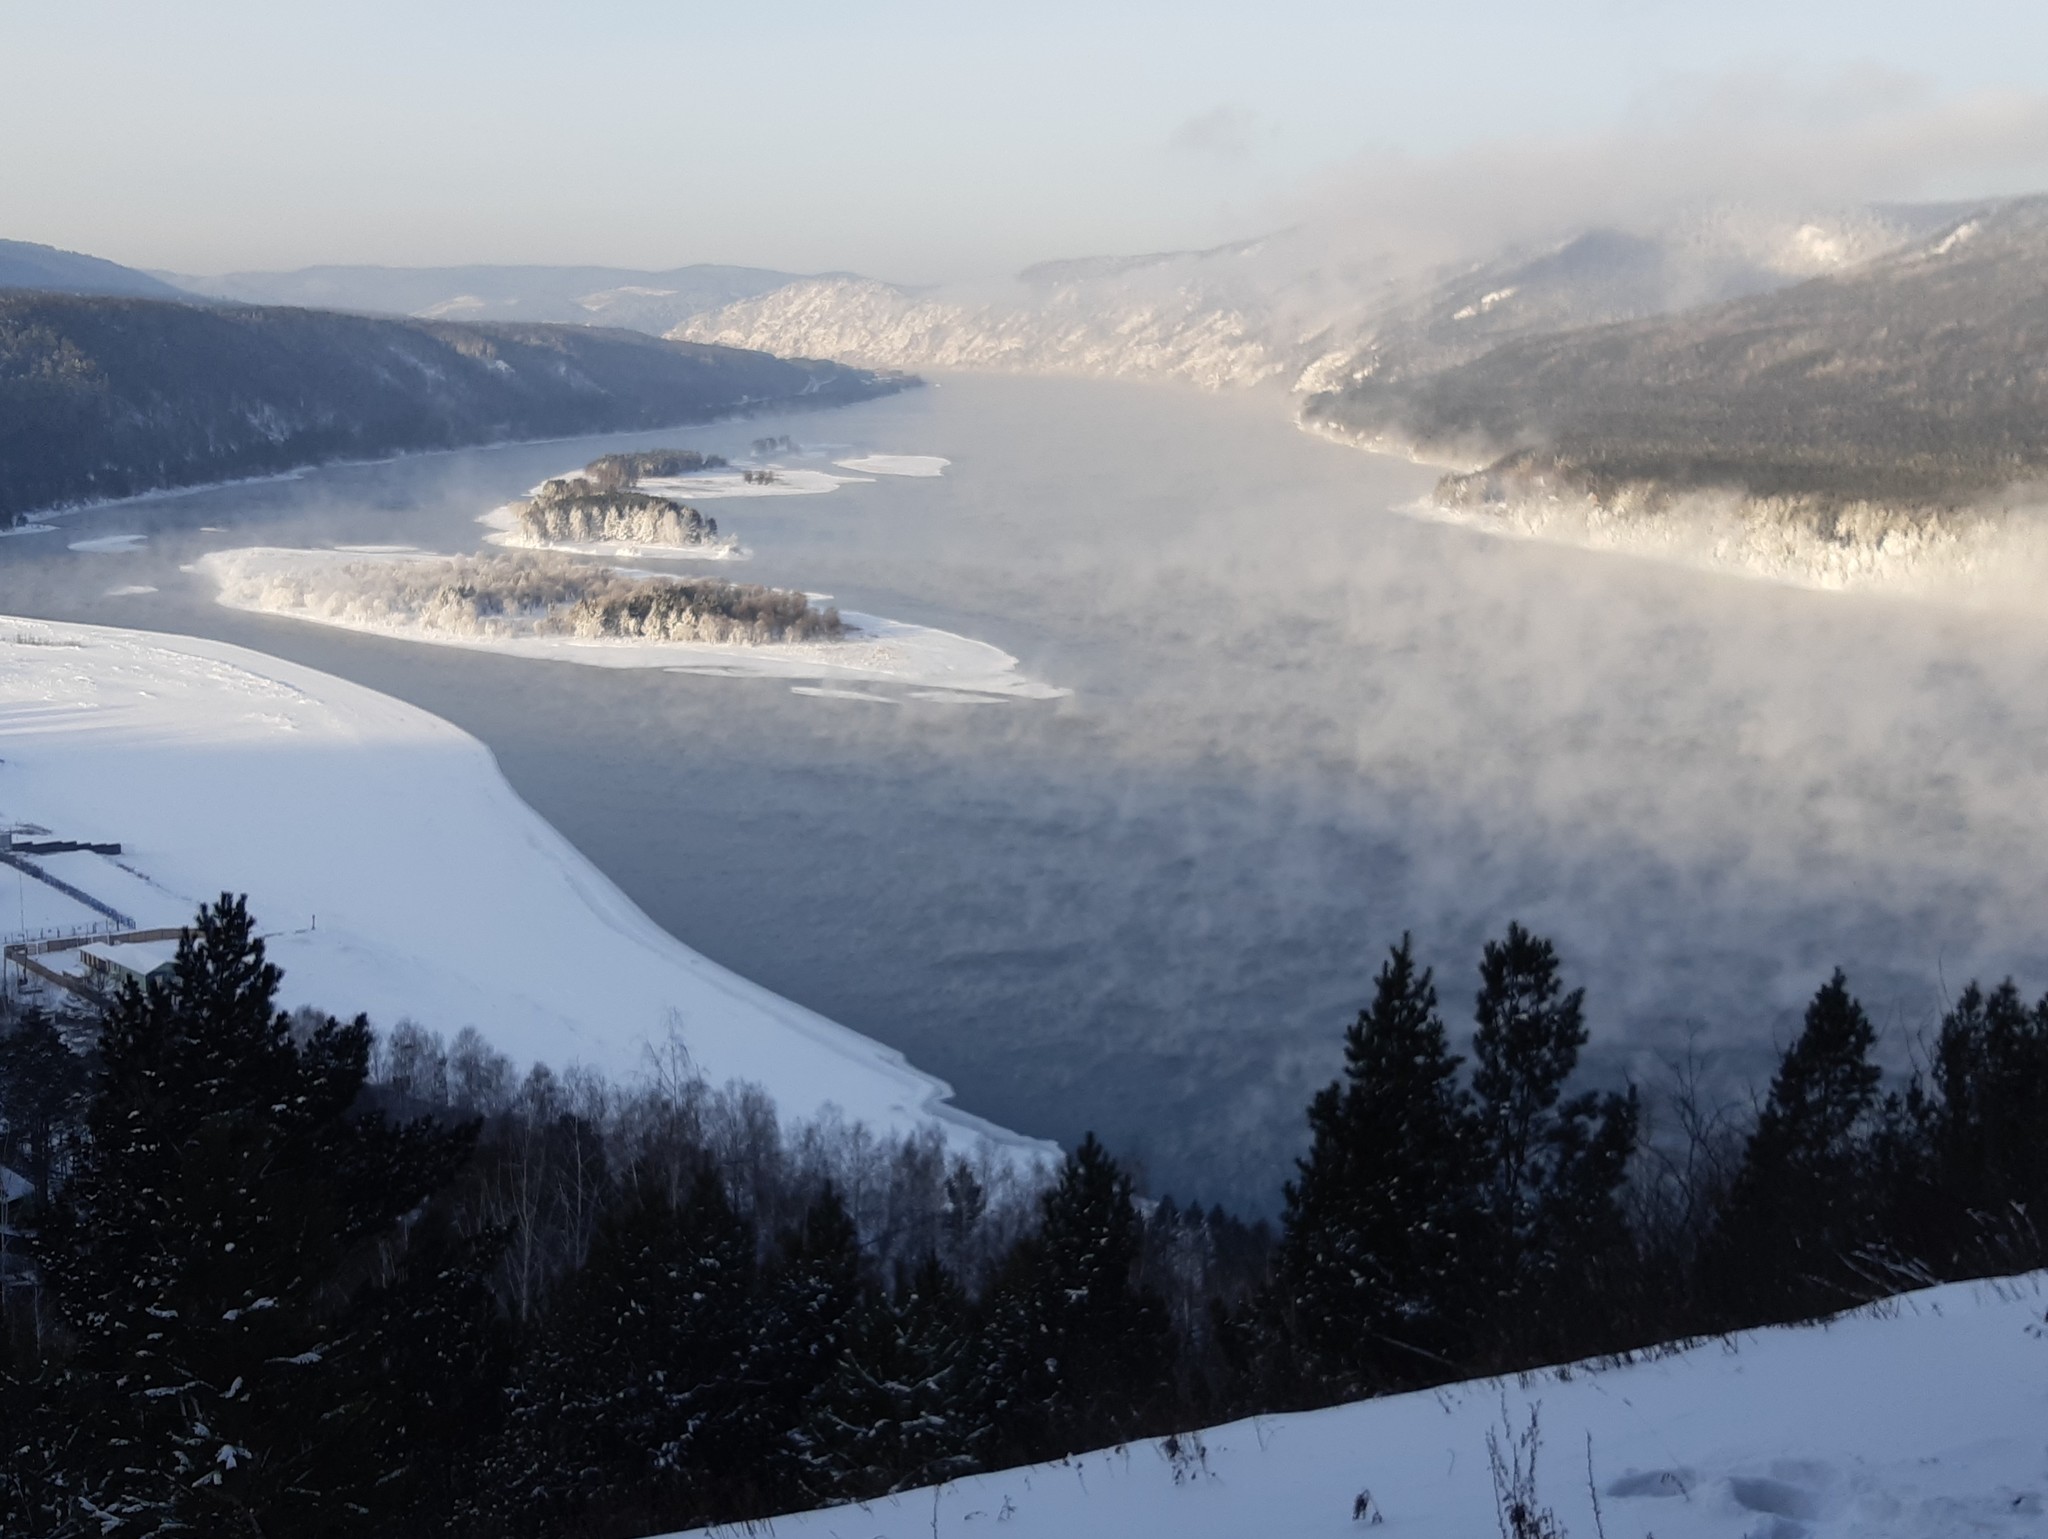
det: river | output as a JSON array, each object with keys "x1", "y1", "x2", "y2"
[{"x1": 9, "y1": 373, "x2": 2048, "y2": 1210}]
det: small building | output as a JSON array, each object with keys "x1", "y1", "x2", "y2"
[{"x1": 78, "y1": 939, "x2": 181, "y2": 992}]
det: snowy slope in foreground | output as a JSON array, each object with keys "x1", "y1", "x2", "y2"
[
  {"x1": 0, "y1": 619, "x2": 1047, "y2": 1157},
  {"x1": 668, "y1": 1274, "x2": 2048, "y2": 1539}
]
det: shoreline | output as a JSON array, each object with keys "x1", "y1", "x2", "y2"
[
  {"x1": 0, "y1": 614, "x2": 1051, "y2": 1159},
  {"x1": 2, "y1": 381, "x2": 922, "y2": 532}
]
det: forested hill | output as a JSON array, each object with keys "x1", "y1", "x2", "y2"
[
  {"x1": 0, "y1": 238, "x2": 184, "y2": 300},
  {"x1": 1303, "y1": 195, "x2": 2048, "y2": 509},
  {"x1": 0, "y1": 293, "x2": 910, "y2": 522}
]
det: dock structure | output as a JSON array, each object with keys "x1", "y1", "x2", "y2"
[{"x1": 5, "y1": 928, "x2": 188, "y2": 1006}]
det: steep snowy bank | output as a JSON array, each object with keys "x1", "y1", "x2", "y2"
[
  {"x1": 0, "y1": 618, "x2": 1049, "y2": 1155},
  {"x1": 666, "y1": 1273, "x2": 2048, "y2": 1539}
]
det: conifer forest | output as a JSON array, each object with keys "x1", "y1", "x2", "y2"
[{"x1": 4, "y1": 899, "x2": 2043, "y2": 1537}]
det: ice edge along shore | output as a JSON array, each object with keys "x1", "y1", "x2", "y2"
[{"x1": 0, "y1": 615, "x2": 1052, "y2": 1163}]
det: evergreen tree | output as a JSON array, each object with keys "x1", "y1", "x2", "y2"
[
  {"x1": 974, "y1": 1134, "x2": 1171, "y2": 1464},
  {"x1": 800, "y1": 1251, "x2": 984, "y2": 1501},
  {"x1": 0, "y1": 1006, "x2": 87, "y2": 1209},
  {"x1": 1709, "y1": 969, "x2": 1884, "y2": 1323},
  {"x1": 1928, "y1": 980, "x2": 2048, "y2": 1263},
  {"x1": 490, "y1": 1165, "x2": 764, "y2": 1537},
  {"x1": 1275, "y1": 935, "x2": 1477, "y2": 1395},
  {"x1": 1468, "y1": 923, "x2": 1637, "y2": 1338},
  {"x1": 362, "y1": 1211, "x2": 513, "y2": 1530},
  {"x1": 39, "y1": 895, "x2": 477, "y2": 1536},
  {"x1": 746, "y1": 1186, "x2": 865, "y2": 1504},
  {"x1": 0, "y1": 1313, "x2": 64, "y2": 1536}
]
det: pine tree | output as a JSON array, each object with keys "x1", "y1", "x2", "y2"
[
  {"x1": 1709, "y1": 968, "x2": 1884, "y2": 1323},
  {"x1": 800, "y1": 1251, "x2": 984, "y2": 1501},
  {"x1": 1275, "y1": 935, "x2": 1477, "y2": 1395},
  {"x1": 1468, "y1": 924, "x2": 1637, "y2": 1349},
  {"x1": 39, "y1": 895, "x2": 477, "y2": 1536},
  {"x1": 974, "y1": 1134, "x2": 1171, "y2": 1465}
]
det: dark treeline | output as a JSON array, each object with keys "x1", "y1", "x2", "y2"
[
  {"x1": 0, "y1": 293, "x2": 906, "y2": 525},
  {"x1": 582, "y1": 449, "x2": 727, "y2": 491},
  {"x1": 2, "y1": 902, "x2": 2045, "y2": 1537}
]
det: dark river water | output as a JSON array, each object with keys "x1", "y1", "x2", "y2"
[{"x1": 11, "y1": 373, "x2": 2048, "y2": 1210}]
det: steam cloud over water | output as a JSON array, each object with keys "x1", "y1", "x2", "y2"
[{"x1": 22, "y1": 374, "x2": 2048, "y2": 1208}]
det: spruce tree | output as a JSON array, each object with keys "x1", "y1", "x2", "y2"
[
  {"x1": 1275, "y1": 935, "x2": 1476, "y2": 1395},
  {"x1": 1929, "y1": 980, "x2": 2048, "y2": 1263},
  {"x1": 801, "y1": 1251, "x2": 984, "y2": 1501},
  {"x1": 974, "y1": 1134, "x2": 1171, "y2": 1464},
  {"x1": 1709, "y1": 968, "x2": 1883, "y2": 1323},
  {"x1": 745, "y1": 1186, "x2": 866, "y2": 1505},
  {"x1": 1468, "y1": 924, "x2": 1637, "y2": 1346},
  {"x1": 39, "y1": 895, "x2": 478, "y2": 1536},
  {"x1": 491, "y1": 1165, "x2": 763, "y2": 1537}
]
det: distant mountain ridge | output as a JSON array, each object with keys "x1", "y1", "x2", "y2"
[
  {"x1": 1308, "y1": 196, "x2": 2048, "y2": 502},
  {"x1": 0, "y1": 239, "x2": 185, "y2": 300},
  {"x1": 668, "y1": 205, "x2": 1959, "y2": 394},
  {"x1": 0, "y1": 293, "x2": 909, "y2": 523},
  {"x1": 164, "y1": 262, "x2": 838, "y2": 335}
]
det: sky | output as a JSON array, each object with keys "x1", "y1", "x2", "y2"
[{"x1": 6, "y1": 0, "x2": 2048, "y2": 281}]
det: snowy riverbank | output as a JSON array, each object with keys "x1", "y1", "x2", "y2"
[
  {"x1": 666, "y1": 1271, "x2": 2048, "y2": 1539},
  {"x1": 0, "y1": 617, "x2": 1051, "y2": 1155},
  {"x1": 194, "y1": 547, "x2": 1068, "y2": 699}
]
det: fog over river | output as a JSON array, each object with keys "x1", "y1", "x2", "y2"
[{"x1": 11, "y1": 373, "x2": 2048, "y2": 1210}]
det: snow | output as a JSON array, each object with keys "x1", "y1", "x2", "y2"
[
  {"x1": 79, "y1": 937, "x2": 182, "y2": 973},
  {"x1": 789, "y1": 685, "x2": 901, "y2": 704},
  {"x1": 104, "y1": 584, "x2": 158, "y2": 597},
  {"x1": 663, "y1": 1273, "x2": 2048, "y2": 1539},
  {"x1": 833, "y1": 454, "x2": 951, "y2": 477},
  {"x1": 635, "y1": 467, "x2": 869, "y2": 500},
  {"x1": 68, "y1": 533, "x2": 148, "y2": 553},
  {"x1": 192, "y1": 547, "x2": 1068, "y2": 700},
  {"x1": 0, "y1": 617, "x2": 1054, "y2": 1158}
]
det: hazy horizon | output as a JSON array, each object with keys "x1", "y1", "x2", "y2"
[{"x1": 11, "y1": 1, "x2": 2048, "y2": 284}]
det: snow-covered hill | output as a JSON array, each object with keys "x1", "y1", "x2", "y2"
[
  {"x1": 670, "y1": 206, "x2": 1953, "y2": 395},
  {"x1": 665, "y1": 1272, "x2": 2048, "y2": 1539}
]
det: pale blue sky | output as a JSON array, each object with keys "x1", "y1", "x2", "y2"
[{"x1": 5, "y1": 0, "x2": 2047, "y2": 279}]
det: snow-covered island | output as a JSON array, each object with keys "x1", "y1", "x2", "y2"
[
  {"x1": 834, "y1": 453, "x2": 950, "y2": 477},
  {"x1": 195, "y1": 546, "x2": 1067, "y2": 698},
  {"x1": 493, "y1": 476, "x2": 740, "y2": 561},
  {"x1": 0, "y1": 615, "x2": 1046, "y2": 1154}
]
